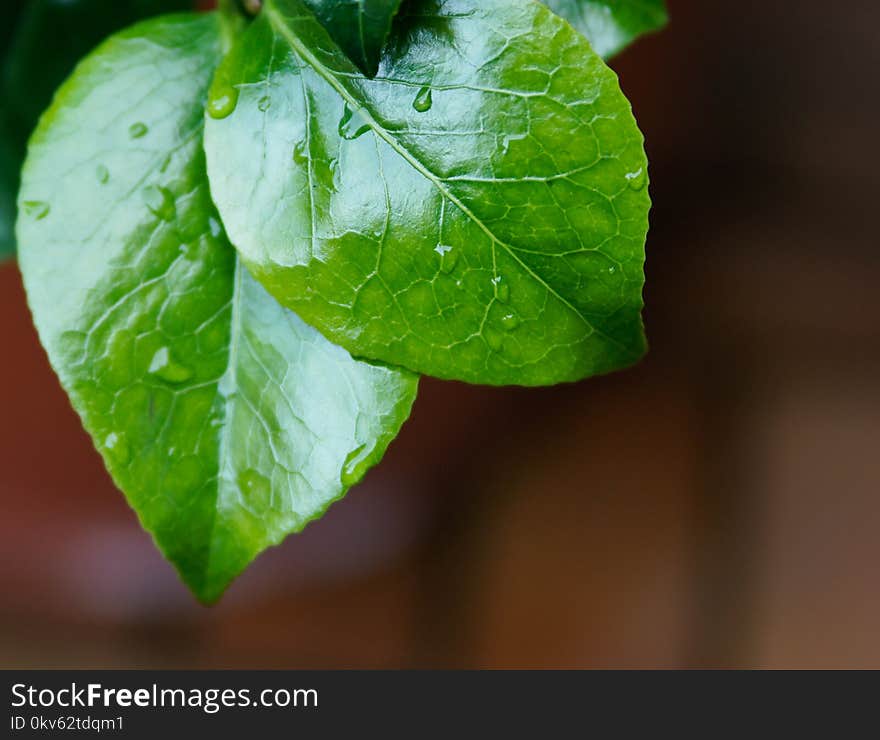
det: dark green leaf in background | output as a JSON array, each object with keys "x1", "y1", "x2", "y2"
[
  {"x1": 17, "y1": 13, "x2": 417, "y2": 602},
  {"x1": 0, "y1": 2, "x2": 28, "y2": 52},
  {"x1": 4, "y1": 0, "x2": 193, "y2": 127},
  {"x1": 302, "y1": 0, "x2": 403, "y2": 76},
  {"x1": 0, "y1": 115, "x2": 21, "y2": 259},
  {"x1": 205, "y1": 0, "x2": 651, "y2": 386},
  {"x1": 542, "y1": 0, "x2": 668, "y2": 59},
  {"x1": 0, "y1": 1, "x2": 30, "y2": 259},
  {"x1": 0, "y1": 0, "x2": 192, "y2": 260}
]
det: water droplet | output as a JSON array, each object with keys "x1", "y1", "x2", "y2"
[
  {"x1": 292, "y1": 140, "x2": 309, "y2": 165},
  {"x1": 142, "y1": 185, "x2": 176, "y2": 222},
  {"x1": 207, "y1": 84, "x2": 239, "y2": 119},
  {"x1": 413, "y1": 85, "x2": 433, "y2": 112},
  {"x1": 492, "y1": 276, "x2": 510, "y2": 303},
  {"x1": 608, "y1": 265, "x2": 617, "y2": 274},
  {"x1": 500, "y1": 313, "x2": 520, "y2": 331},
  {"x1": 22, "y1": 201, "x2": 50, "y2": 220},
  {"x1": 625, "y1": 167, "x2": 647, "y2": 191},
  {"x1": 104, "y1": 432, "x2": 130, "y2": 465},
  {"x1": 148, "y1": 346, "x2": 193, "y2": 384},
  {"x1": 484, "y1": 327, "x2": 504, "y2": 352},
  {"x1": 208, "y1": 216, "x2": 223, "y2": 238},
  {"x1": 338, "y1": 104, "x2": 371, "y2": 140},
  {"x1": 257, "y1": 95, "x2": 271, "y2": 112},
  {"x1": 342, "y1": 444, "x2": 375, "y2": 487},
  {"x1": 435, "y1": 244, "x2": 459, "y2": 274},
  {"x1": 96, "y1": 165, "x2": 110, "y2": 184},
  {"x1": 129, "y1": 122, "x2": 148, "y2": 139},
  {"x1": 238, "y1": 469, "x2": 271, "y2": 507}
]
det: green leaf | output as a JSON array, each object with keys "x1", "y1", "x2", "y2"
[
  {"x1": 541, "y1": 0, "x2": 668, "y2": 59},
  {"x1": 204, "y1": 0, "x2": 651, "y2": 386},
  {"x1": 17, "y1": 12, "x2": 418, "y2": 602},
  {"x1": 0, "y1": 113, "x2": 21, "y2": 259},
  {"x1": 302, "y1": 0, "x2": 403, "y2": 76},
  {"x1": 0, "y1": 1, "x2": 27, "y2": 52},
  {"x1": 1, "y1": 0, "x2": 194, "y2": 262},
  {"x1": 0, "y1": 1, "x2": 30, "y2": 260}
]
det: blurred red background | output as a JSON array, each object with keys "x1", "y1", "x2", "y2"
[{"x1": 2, "y1": 0, "x2": 879, "y2": 668}]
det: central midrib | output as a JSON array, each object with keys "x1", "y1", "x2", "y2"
[
  {"x1": 264, "y1": 2, "x2": 626, "y2": 350},
  {"x1": 204, "y1": 253, "x2": 245, "y2": 592}
]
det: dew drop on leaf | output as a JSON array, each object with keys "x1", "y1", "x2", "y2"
[
  {"x1": 96, "y1": 165, "x2": 110, "y2": 184},
  {"x1": 292, "y1": 141, "x2": 308, "y2": 165},
  {"x1": 22, "y1": 201, "x2": 50, "y2": 220},
  {"x1": 257, "y1": 95, "x2": 271, "y2": 112},
  {"x1": 492, "y1": 276, "x2": 510, "y2": 303},
  {"x1": 238, "y1": 469, "x2": 271, "y2": 507},
  {"x1": 500, "y1": 312, "x2": 520, "y2": 331},
  {"x1": 341, "y1": 443, "x2": 373, "y2": 487},
  {"x1": 625, "y1": 167, "x2": 647, "y2": 191},
  {"x1": 484, "y1": 327, "x2": 504, "y2": 352},
  {"x1": 413, "y1": 86, "x2": 433, "y2": 112},
  {"x1": 338, "y1": 104, "x2": 371, "y2": 140},
  {"x1": 435, "y1": 244, "x2": 458, "y2": 274},
  {"x1": 142, "y1": 185, "x2": 176, "y2": 222},
  {"x1": 207, "y1": 84, "x2": 240, "y2": 119},
  {"x1": 148, "y1": 346, "x2": 193, "y2": 384},
  {"x1": 104, "y1": 432, "x2": 131, "y2": 465},
  {"x1": 129, "y1": 122, "x2": 148, "y2": 139}
]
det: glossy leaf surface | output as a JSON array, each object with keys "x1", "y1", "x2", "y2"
[
  {"x1": 17, "y1": 13, "x2": 418, "y2": 602},
  {"x1": 0, "y1": 0, "x2": 193, "y2": 260},
  {"x1": 542, "y1": 0, "x2": 668, "y2": 59},
  {"x1": 303, "y1": 0, "x2": 403, "y2": 76},
  {"x1": 205, "y1": 0, "x2": 650, "y2": 386}
]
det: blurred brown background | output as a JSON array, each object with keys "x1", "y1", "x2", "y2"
[{"x1": 2, "y1": 0, "x2": 879, "y2": 669}]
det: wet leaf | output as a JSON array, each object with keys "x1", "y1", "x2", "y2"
[
  {"x1": 17, "y1": 13, "x2": 417, "y2": 602},
  {"x1": 0, "y1": 0, "x2": 193, "y2": 261},
  {"x1": 205, "y1": 0, "x2": 651, "y2": 386}
]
